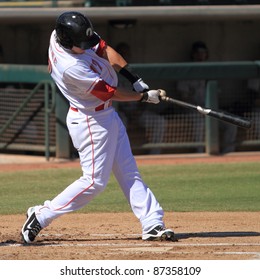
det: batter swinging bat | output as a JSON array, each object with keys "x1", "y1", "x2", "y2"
[{"x1": 159, "y1": 90, "x2": 252, "y2": 129}]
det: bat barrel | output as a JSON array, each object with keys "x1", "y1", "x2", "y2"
[
  {"x1": 208, "y1": 110, "x2": 252, "y2": 129},
  {"x1": 161, "y1": 96, "x2": 252, "y2": 129}
]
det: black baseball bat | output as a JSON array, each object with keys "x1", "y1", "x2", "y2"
[{"x1": 160, "y1": 96, "x2": 252, "y2": 129}]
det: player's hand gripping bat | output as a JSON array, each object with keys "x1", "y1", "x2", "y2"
[{"x1": 158, "y1": 90, "x2": 252, "y2": 129}]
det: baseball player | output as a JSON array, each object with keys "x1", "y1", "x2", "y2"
[{"x1": 21, "y1": 11, "x2": 174, "y2": 243}]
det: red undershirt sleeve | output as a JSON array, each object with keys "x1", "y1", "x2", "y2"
[
  {"x1": 95, "y1": 39, "x2": 107, "y2": 57},
  {"x1": 91, "y1": 80, "x2": 116, "y2": 101}
]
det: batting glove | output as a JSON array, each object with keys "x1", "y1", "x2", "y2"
[
  {"x1": 140, "y1": 90, "x2": 161, "y2": 104},
  {"x1": 133, "y1": 78, "x2": 149, "y2": 93}
]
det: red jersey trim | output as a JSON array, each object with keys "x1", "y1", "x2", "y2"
[
  {"x1": 96, "y1": 39, "x2": 107, "y2": 57},
  {"x1": 91, "y1": 80, "x2": 116, "y2": 101}
]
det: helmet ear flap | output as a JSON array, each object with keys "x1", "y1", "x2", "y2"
[{"x1": 55, "y1": 26, "x2": 73, "y2": 49}]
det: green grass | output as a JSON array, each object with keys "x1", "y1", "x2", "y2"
[{"x1": 0, "y1": 162, "x2": 260, "y2": 214}]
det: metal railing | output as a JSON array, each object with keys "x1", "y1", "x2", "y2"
[{"x1": 0, "y1": 64, "x2": 56, "y2": 160}]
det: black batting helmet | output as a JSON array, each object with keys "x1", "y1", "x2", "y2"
[{"x1": 55, "y1": 11, "x2": 100, "y2": 50}]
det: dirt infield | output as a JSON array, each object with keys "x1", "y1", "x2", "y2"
[{"x1": 0, "y1": 152, "x2": 260, "y2": 260}]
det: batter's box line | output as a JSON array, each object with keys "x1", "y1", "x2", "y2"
[
  {"x1": 215, "y1": 252, "x2": 260, "y2": 260},
  {"x1": 40, "y1": 231, "x2": 260, "y2": 239},
  {"x1": 1, "y1": 240, "x2": 260, "y2": 248},
  {"x1": 41, "y1": 231, "x2": 260, "y2": 242}
]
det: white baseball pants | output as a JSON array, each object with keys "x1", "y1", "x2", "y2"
[{"x1": 35, "y1": 106, "x2": 165, "y2": 234}]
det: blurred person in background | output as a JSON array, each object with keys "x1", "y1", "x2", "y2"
[
  {"x1": 247, "y1": 78, "x2": 260, "y2": 140},
  {"x1": 176, "y1": 41, "x2": 209, "y2": 153},
  {"x1": 176, "y1": 41, "x2": 239, "y2": 154}
]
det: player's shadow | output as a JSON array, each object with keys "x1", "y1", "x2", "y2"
[
  {"x1": 175, "y1": 231, "x2": 260, "y2": 240},
  {"x1": 0, "y1": 236, "x2": 140, "y2": 247}
]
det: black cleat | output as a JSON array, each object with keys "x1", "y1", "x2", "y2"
[
  {"x1": 142, "y1": 225, "x2": 175, "y2": 241},
  {"x1": 21, "y1": 207, "x2": 42, "y2": 243}
]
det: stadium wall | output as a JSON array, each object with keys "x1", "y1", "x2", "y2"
[{"x1": 0, "y1": 6, "x2": 260, "y2": 65}]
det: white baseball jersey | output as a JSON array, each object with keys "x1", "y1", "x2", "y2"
[
  {"x1": 33, "y1": 30, "x2": 165, "y2": 236},
  {"x1": 48, "y1": 30, "x2": 118, "y2": 112}
]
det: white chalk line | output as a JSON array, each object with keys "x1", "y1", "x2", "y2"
[
  {"x1": 215, "y1": 252, "x2": 260, "y2": 259},
  {"x1": 4, "y1": 242, "x2": 260, "y2": 248}
]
